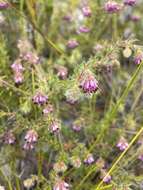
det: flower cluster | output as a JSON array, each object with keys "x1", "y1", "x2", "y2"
[{"x1": 23, "y1": 130, "x2": 38, "y2": 150}]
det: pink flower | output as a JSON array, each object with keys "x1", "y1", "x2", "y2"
[
  {"x1": 25, "y1": 130, "x2": 38, "y2": 143},
  {"x1": 104, "y1": 1, "x2": 121, "y2": 13},
  {"x1": 49, "y1": 120, "x2": 61, "y2": 133},
  {"x1": 3, "y1": 131, "x2": 15, "y2": 145},
  {"x1": 134, "y1": 53, "x2": 143, "y2": 65},
  {"x1": 130, "y1": 15, "x2": 140, "y2": 22},
  {"x1": 77, "y1": 26, "x2": 90, "y2": 34},
  {"x1": 116, "y1": 137, "x2": 128, "y2": 151},
  {"x1": 55, "y1": 66, "x2": 68, "y2": 80},
  {"x1": 0, "y1": 2, "x2": 9, "y2": 9},
  {"x1": 23, "y1": 52, "x2": 40, "y2": 65},
  {"x1": 84, "y1": 154, "x2": 94, "y2": 165},
  {"x1": 14, "y1": 72, "x2": 24, "y2": 85},
  {"x1": 53, "y1": 180, "x2": 69, "y2": 190},
  {"x1": 67, "y1": 40, "x2": 79, "y2": 49},
  {"x1": 23, "y1": 142, "x2": 35, "y2": 150},
  {"x1": 11, "y1": 60, "x2": 24, "y2": 73},
  {"x1": 82, "y1": 6, "x2": 92, "y2": 17},
  {"x1": 32, "y1": 92, "x2": 48, "y2": 105},
  {"x1": 79, "y1": 75, "x2": 99, "y2": 93},
  {"x1": 124, "y1": 0, "x2": 136, "y2": 6},
  {"x1": 42, "y1": 104, "x2": 54, "y2": 115}
]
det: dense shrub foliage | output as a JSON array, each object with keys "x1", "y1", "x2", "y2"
[{"x1": 0, "y1": 0, "x2": 143, "y2": 189}]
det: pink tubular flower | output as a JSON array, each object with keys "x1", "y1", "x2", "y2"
[
  {"x1": 134, "y1": 53, "x2": 143, "y2": 65},
  {"x1": 25, "y1": 130, "x2": 38, "y2": 143},
  {"x1": 42, "y1": 104, "x2": 54, "y2": 115},
  {"x1": 11, "y1": 60, "x2": 24, "y2": 73},
  {"x1": 3, "y1": 131, "x2": 15, "y2": 145},
  {"x1": 104, "y1": 1, "x2": 121, "y2": 13},
  {"x1": 23, "y1": 52, "x2": 40, "y2": 65},
  {"x1": 82, "y1": 6, "x2": 92, "y2": 17},
  {"x1": 124, "y1": 0, "x2": 136, "y2": 6},
  {"x1": 116, "y1": 137, "x2": 128, "y2": 151},
  {"x1": 67, "y1": 40, "x2": 79, "y2": 49},
  {"x1": 53, "y1": 180, "x2": 69, "y2": 190},
  {"x1": 49, "y1": 120, "x2": 61, "y2": 133},
  {"x1": 84, "y1": 154, "x2": 94, "y2": 165},
  {"x1": 23, "y1": 142, "x2": 34, "y2": 150},
  {"x1": 14, "y1": 72, "x2": 24, "y2": 85},
  {"x1": 32, "y1": 92, "x2": 48, "y2": 105},
  {"x1": 79, "y1": 75, "x2": 99, "y2": 94},
  {"x1": 0, "y1": 2, "x2": 9, "y2": 9},
  {"x1": 55, "y1": 66, "x2": 68, "y2": 80}
]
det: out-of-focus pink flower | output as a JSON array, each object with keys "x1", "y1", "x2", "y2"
[
  {"x1": 49, "y1": 120, "x2": 61, "y2": 133},
  {"x1": 67, "y1": 40, "x2": 79, "y2": 49},
  {"x1": 104, "y1": 1, "x2": 122, "y2": 13},
  {"x1": 23, "y1": 52, "x2": 40, "y2": 65},
  {"x1": 0, "y1": 2, "x2": 9, "y2": 9},
  {"x1": 124, "y1": 0, "x2": 136, "y2": 6},
  {"x1": 77, "y1": 26, "x2": 90, "y2": 34},
  {"x1": 82, "y1": 6, "x2": 92, "y2": 17}
]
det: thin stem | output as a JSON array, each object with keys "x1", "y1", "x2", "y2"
[{"x1": 95, "y1": 125, "x2": 143, "y2": 190}]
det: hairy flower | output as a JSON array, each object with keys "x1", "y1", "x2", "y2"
[
  {"x1": 124, "y1": 0, "x2": 136, "y2": 6},
  {"x1": 53, "y1": 180, "x2": 69, "y2": 190},
  {"x1": 25, "y1": 130, "x2": 38, "y2": 143},
  {"x1": 79, "y1": 74, "x2": 99, "y2": 94},
  {"x1": 104, "y1": 1, "x2": 121, "y2": 13},
  {"x1": 32, "y1": 92, "x2": 48, "y2": 105},
  {"x1": 82, "y1": 6, "x2": 92, "y2": 17}
]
